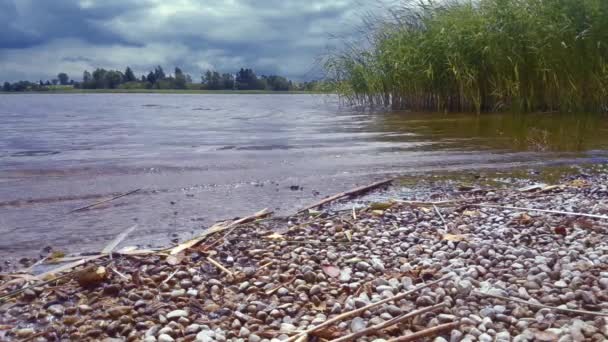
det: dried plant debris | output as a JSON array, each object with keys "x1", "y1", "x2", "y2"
[{"x1": 1, "y1": 171, "x2": 608, "y2": 341}]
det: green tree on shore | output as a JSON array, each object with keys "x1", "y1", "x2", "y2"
[
  {"x1": 203, "y1": 70, "x2": 222, "y2": 90},
  {"x1": 3, "y1": 65, "x2": 305, "y2": 92},
  {"x1": 57, "y1": 73, "x2": 69, "y2": 85},
  {"x1": 124, "y1": 67, "x2": 136, "y2": 82},
  {"x1": 174, "y1": 67, "x2": 187, "y2": 89}
]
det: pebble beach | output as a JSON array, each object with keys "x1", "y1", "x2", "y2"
[{"x1": 1, "y1": 168, "x2": 608, "y2": 342}]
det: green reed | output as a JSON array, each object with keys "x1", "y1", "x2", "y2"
[{"x1": 325, "y1": 0, "x2": 608, "y2": 113}]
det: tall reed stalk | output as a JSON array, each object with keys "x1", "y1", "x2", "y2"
[{"x1": 325, "y1": 0, "x2": 608, "y2": 113}]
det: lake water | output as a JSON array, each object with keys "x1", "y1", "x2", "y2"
[{"x1": 1, "y1": 94, "x2": 607, "y2": 265}]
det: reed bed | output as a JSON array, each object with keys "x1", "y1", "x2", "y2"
[{"x1": 326, "y1": 0, "x2": 608, "y2": 113}]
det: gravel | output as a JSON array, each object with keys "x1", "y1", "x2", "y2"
[{"x1": 1, "y1": 168, "x2": 608, "y2": 341}]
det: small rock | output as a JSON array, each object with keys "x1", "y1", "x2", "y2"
[
  {"x1": 385, "y1": 305, "x2": 402, "y2": 316},
  {"x1": 280, "y1": 323, "x2": 297, "y2": 333},
  {"x1": 158, "y1": 334, "x2": 175, "y2": 342},
  {"x1": 158, "y1": 327, "x2": 174, "y2": 336},
  {"x1": 535, "y1": 330, "x2": 560, "y2": 341},
  {"x1": 554, "y1": 280, "x2": 568, "y2": 288},
  {"x1": 170, "y1": 289, "x2": 185, "y2": 297},
  {"x1": 456, "y1": 280, "x2": 473, "y2": 295},
  {"x1": 249, "y1": 334, "x2": 261, "y2": 342},
  {"x1": 167, "y1": 310, "x2": 188, "y2": 320},
  {"x1": 196, "y1": 330, "x2": 215, "y2": 342},
  {"x1": 15, "y1": 328, "x2": 35, "y2": 338},
  {"x1": 356, "y1": 261, "x2": 371, "y2": 271},
  {"x1": 107, "y1": 306, "x2": 131, "y2": 319},
  {"x1": 495, "y1": 331, "x2": 511, "y2": 341},
  {"x1": 354, "y1": 297, "x2": 370, "y2": 308},
  {"x1": 350, "y1": 317, "x2": 366, "y2": 332},
  {"x1": 478, "y1": 333, "x2": 493, "y2": 342},
  {"x1": 415, "y1": 295, "x2": 435, "y2": 306},
  {"x1": 450, "y1": 330, "x2": 463, "y2": 342},
  {"x1": 185, "y1": 324, "x2": 201, "y2": 334},
  {"x1": 310, "y1": 285, "x2": 322, "y2": 295},
  {"x1": 21, "y1": 289, "x2": 37, "y2": 301},
  {"x1": 102, "y1": 284, "x2": 121, "y2": 296},
  {"x1": 47, "y1": 304, "x2": 65, "y2": 316},
  {"x1": 239, "y1": 326, "x2": 250, "y2": 337},
  {"x1": 339, "y1": 267, "x2": 352, "y2": 282},
  {"x1": 303, "y1": 271, "x2": 316, "y2": 283}
]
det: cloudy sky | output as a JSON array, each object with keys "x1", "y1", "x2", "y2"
[{"x1": 0, "y1": 0, "x2": 390, "y2": 82}]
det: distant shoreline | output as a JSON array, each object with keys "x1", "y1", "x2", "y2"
[{"x1": 0, "y1": 89, "x2": 331, "y2": 95}]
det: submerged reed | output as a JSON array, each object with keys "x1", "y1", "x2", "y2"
[{"x1": 326, "y1": 0, "x2": 608, "y2": 113}]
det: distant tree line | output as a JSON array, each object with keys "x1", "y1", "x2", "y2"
[{"x1": 2, "y1": 65, "x2": 328, "y2": 92}]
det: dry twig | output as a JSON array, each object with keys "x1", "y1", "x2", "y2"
[
  {"x1": 386, "y1": 322, "x2": 459, "y2": 342},
  {"x1": 471, "y1": 204, "x2": 608, "y2": 220},
  {"x1": 170, "y1": 208, "x2": 271, "y2": 255},
  {"x1": 286, "y1": 275, "x2": 452, "y2": 342},
  {"x1": 330, "y1": 303, "x2": 447, "y2": 342},
  {"x1": 206, "y1": 257, "x2": 233, "y2": 276},
  {"x1": 433, "y1": 204, "x2": 449, "y2": 230},
  {"x1": 473, "y1": 290, "x2": 608, "y2": 317}
]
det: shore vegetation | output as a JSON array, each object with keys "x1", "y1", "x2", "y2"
[
  {"x1": 325, "y1": 0, "x2": 608, "y2": 113},
  {"x1": 1, "y1": 66, "x2": 328, "y2": 93}
]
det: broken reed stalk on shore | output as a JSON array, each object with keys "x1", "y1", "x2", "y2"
[
  {"x1": 169, "y1": 208, "x2": 272, "y2": 255},
  {"x1": 433, "y1": 204, "x2": 449, "y2": 230},
  {"x1": 471, "y1": 204, "x2": 608, "y2": 221},
  {"x1": 206, "y1": 257, "x2": 233, "y2": 276},
  {"x1": 101, "y1": 224, "x2": 138, "y2": 255},
  {"x1": 0, "y1": 208, "x2": 271, "y2": 302},
  {"x1": 285, "y1": 275, "x2": 452, "y2": 342},
  {"x1": 473, "y1": 291, "x2": 608, "y2": 317},
  {"x1": 329, "y1": 303, "x2": 448, "y2": 342},
  {"x1": 397, "y1": 200, "x2": 608, "y2": 221},
  {"x1": 386, "y1": 322, "x2": 460, "y2": 342},
  {"x1": 297, "y1": 178, "x2": 394, "y2": 214}
]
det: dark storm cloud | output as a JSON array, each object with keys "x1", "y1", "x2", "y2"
[
  {"x1": 0, "y1": 0, "x2": 141, "y2": 48},
  {"x1": 0, "y1": 0, "x2": 383, "y2": 81}
]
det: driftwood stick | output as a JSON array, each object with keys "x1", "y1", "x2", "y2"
[
  {"x1": 69, "y1": 189, "x2": 141, "y2": 213},
  {"x1": 433, "y1": 205, "x2": 449, "y2": 230},
  {"x1": 297, "y1": 178, "x2": 394, "y2": 214},
  {"x1": 169, "y1": 208, "x2": 271, "y2": 255},
  {"x1": 293, "y1": 334, "x2": 308, "y2": 342},
  {"x1": 285, "y1": 275, "x2": 452, "y2": 342},
  {"x1": 473, "y1": 291, "x2": 608, "y2": 317},
  {"x1": 202, "y1": 208, "x2": 273, "y2": 250},
  {"x1": 386, "y1": 322, "x2": 458, "y2": 342},
  {"x1": 207, "y1": 257, "x2": 233, "y2": 276},
  {"x1": 395, "y1": 199, "x2": 471, "y2": 206},
  {"x1": 330, "y1": 303, "x2": 447, "y2": 342},
  {"x1": 471, "y1": 204, "x2": 608, "y2": 220}
]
